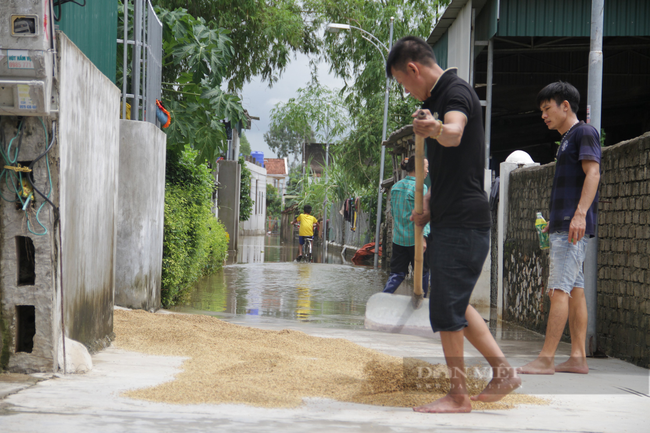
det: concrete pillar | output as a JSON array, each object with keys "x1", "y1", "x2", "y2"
[{"x1": 217, "y1": 160, "x2": 241, "y2": 258}]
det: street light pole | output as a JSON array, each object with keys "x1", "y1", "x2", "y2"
[
  {"x1": 327, "y1": 17, "x2": 394, "y2": 269},
  {"x1": 373, "y1": 18, "x2": 394, "y2": 269},
  {"x1": 323, "y1": 141, "x2": 329, "y2": 260}
]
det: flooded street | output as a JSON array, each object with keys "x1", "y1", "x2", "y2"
[
  {"x1": 171, "y1": 235, "x2": 387, "y2": 328},
  {"x1": 171, "y1": 235, "x2": 545, "y2": 341}
]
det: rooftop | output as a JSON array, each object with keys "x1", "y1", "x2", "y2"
[{"x1": 263, "y1": 158, "x2": 287, "y2": 175}]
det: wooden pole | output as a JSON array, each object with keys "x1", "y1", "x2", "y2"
[{"x1": 413, "y1": 110, "x2": 427, "y2": 298}]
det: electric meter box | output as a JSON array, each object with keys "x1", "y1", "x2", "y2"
[{"x1": 0, "y1": 0, "x2": 55, "y2": 116}]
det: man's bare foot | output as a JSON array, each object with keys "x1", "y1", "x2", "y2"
[
  {"x1": 516, "y1": 358, "x2": 555, "y2": 375},
  {"x1": 471, "y1": 373, "x2": 521, "y2": 403},
  {"x1": 555, "y1": 357, "x2": 589, "y2": 374},
  {"x1": 413, "y1": 394, "x2": 471, "y2": 413}
]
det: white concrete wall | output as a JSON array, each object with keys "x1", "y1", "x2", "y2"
[
  {"x1": 239, "y1": 161, "x2": 267, "y2": 236},
  {"x1": 114, "y1": 120, "x2": 166, "y2": 311},
  {"x1": 447, "y1": 0, "x2": 472, "y2": 82},
  {"x1": 58, "y1": 33, "x2": 120, "y2": 349}
]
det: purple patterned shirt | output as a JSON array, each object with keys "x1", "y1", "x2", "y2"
[{"x1": 548, "y1": 121, "x2": 601, "y2": 236}]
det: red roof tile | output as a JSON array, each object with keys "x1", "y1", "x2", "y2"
[{"x1": 264, "y1": 158, "x2": 286, "y2": 175}]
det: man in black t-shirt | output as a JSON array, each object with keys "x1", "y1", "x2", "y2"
[{"x1": 386, "y1": 36, "x2": 520, "y2": 413}]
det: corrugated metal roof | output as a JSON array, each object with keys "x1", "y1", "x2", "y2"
[
  {"x1": 605, "y1": 0, "x2": 650, "y2": 36},
  {"x1": 57, "y1": 0, "x2": 118, "y2": 83},
  {"x1": 429, "y1": 0, "x2": 650, "y2": 43},
  {"x1": 497, "y1": 0, "x2": 591, "y2": 37}
]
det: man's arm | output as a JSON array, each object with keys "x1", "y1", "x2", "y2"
[
  {"x1": 568, "y1": 160, "x2": 600, "y2": 244},
  {"x1": 411, "y1": 190, "x2": 431, "y2": 227},
  {"x1": 412, "y1": 110, "x2": 467, "y2": 148}
]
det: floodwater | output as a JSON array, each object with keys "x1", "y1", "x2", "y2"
[
  {"x1": 172, "y1": 235, "x2": 544, "y2": 341},
  {"x1": 171, "y1": 235, "x2": 387, "y2": 328}
]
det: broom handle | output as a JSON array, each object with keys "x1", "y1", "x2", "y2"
[{"x1": 413, "y1": 110, "x2": 427, "y2": 297}]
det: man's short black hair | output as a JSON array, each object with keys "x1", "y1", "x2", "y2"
[
  {"x1": 303, "y1": 205, "x2": 312, "y2": 214},
  {"x1": 386, "y1": 36, "x2": 437, "y2": 79},
  {"x1": 537, "y1": 81, "x2": 580, "y2": 114}
]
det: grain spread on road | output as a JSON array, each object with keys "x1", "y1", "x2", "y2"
[{"x1": 114, "y1": 309, "x2": 546, "y2": 409}]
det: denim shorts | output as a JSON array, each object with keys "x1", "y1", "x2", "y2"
[
  {"x1": 428, "y1": 227, "x2": 490, "y2": 332},
  {"x1": 547, "y1": 232, "x2": 589, "y2": 295}
]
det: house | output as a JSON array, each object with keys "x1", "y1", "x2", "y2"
[{"x1": 264, "y1": 158, "x2": 289, "y2": 201}]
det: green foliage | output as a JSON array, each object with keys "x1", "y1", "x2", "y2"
[
  {"x1": 266, "y1": 184, "x2": 282, "y2": 218},
  {"x1": 162, "y1": 146, "x2": 229, "y2": 307},
  {"x1": 268, "y1": 83, "x2": 348, "y2": 147},
  {"x1": 154, "y1": 6, "x2": 245, "y2": 163},
  {"x1": 286, "y1": 153, "x2": 376, "y2": 223},
  {"x1": 152, "y1": 0, "x2": 318, "y2": 91},
  {"x1": 238, "y1": 156, "x2": 253, "y2": 221},
  {"x1": 264, "y1": 123, "x2": 314, "y2": 161}
]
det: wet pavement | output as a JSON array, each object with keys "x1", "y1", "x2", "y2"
[{"x1": 1, "y1": 235, "x2": 649, "y2": 432}]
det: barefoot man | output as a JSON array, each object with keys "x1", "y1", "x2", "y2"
[
  {"x1": 518, "y1": 81, "x2": 601, "y2": 375},
  {"x1": 386, "y1": 36, "x2": 521, "y2": 413}
]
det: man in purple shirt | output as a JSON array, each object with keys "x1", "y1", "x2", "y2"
[{"x1": 518, "y1": 81, "x2": 601, "y2": 375}]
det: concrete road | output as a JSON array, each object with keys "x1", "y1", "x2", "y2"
[{"x1": 1, "y1": 315, "x2": 649, "y2": 433}]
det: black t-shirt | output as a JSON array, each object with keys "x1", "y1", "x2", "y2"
[{"x1": 422, "y1": 68, "x2": 491, "y2": 229}]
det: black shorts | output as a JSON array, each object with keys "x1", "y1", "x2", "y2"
[
  {"x1": 390, "y1": 243, "x2": 430, "y2": 274},
  {"x1": 428, "y1": 227, "x2": 489, "y2": 332}
]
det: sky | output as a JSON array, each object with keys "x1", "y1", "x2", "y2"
[{"x1": 239, "y1": 52, "x2": 346, "y2": 160}]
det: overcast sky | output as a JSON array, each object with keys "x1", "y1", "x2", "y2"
[{"x1": 239, "y1": 52, "x2": 346, "y2": 160}]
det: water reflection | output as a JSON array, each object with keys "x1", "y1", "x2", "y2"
[
  {"x1": 237, "y1": 235, "x2": 265, "y2": 264},
  {"x1": 295, "y1": 266, "x2": 312, "y2": 321},
  {"x1": 172, "y1": 261, "x2": 386, "y2": 328},
  {"x1": 174, "y1": 236, "x2": 545, "y2": 339},
  {"x1": 262, "y1": 234, "x2": 345, "y2": 265}
]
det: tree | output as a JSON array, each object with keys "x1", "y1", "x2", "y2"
[
  {"x1": 267, "y1": 83, "x2": 348, "y2": 165},
  {"x1": 264, "y1": 124, "x2": 314, "y2": 162},
  {"x1": 240, "y1": 132, "x2": 251, "y2": 156},
  {"x1": 149, "y1": 1, "x2": 447, "y2": 187},
  {"x1": 154, "y1": 7, "x2": 246, "y2": 163},
  {"x1": 312, "y1": 0, "x2": 447, "y2": 192},
  {"x1": 266, "y1": 184, "x2": 282, "y2": 218},
  {"x1": 152, "y1": 0, "x2": 319, "y2": 91}
]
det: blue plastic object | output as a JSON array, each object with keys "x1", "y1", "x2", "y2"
[
  {"x1": 156, "y1": 107, "x2": 168, "y2": 125},
  {"x1": 251, "y1": 151, "x2": 264, "y2": 167}
]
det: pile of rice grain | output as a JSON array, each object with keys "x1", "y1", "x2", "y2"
[{"x1": 114, "y1": 309, "x2": 546, "y2": 409}]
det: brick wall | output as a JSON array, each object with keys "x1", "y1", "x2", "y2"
[{"x1": 504, "y1": 132, "x2": 650, "y2": 368}]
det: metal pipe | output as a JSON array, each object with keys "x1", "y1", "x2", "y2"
[
  {"x1": 485, "y1": 38, "x2": 493, "y2": 170},
  {"x1": 131, "y1": 0, "x2": 143, "y2": 121},
  {"x1": 373, "y1": 17, "x2": 394, "y2": 269},
  {"x1": 323, "y1": 142, "x2": 329, "y2": 260},
  {"x1": 469, "y1": 8, "x2": 476, "y2": 86},
  {"x1": 122, "y1": 0, "x2": 128, "y2": 120},
  {"x1": 584, "y1": 0, "x2": 604, "y2": 357}
]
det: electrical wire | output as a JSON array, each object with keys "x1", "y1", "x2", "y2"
[
  {"x1": 53, "y1": 0, "x2": 87, "y2": 22},
  {"x1": 0, "y1": 118, "x2": 57, "y2": 236},
  {"x1": 0, "y1": 120, "x2": 25, "y2": 202},
  {"x1": 24, "y1": 119, "x2": 56, "y2": 235}
]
